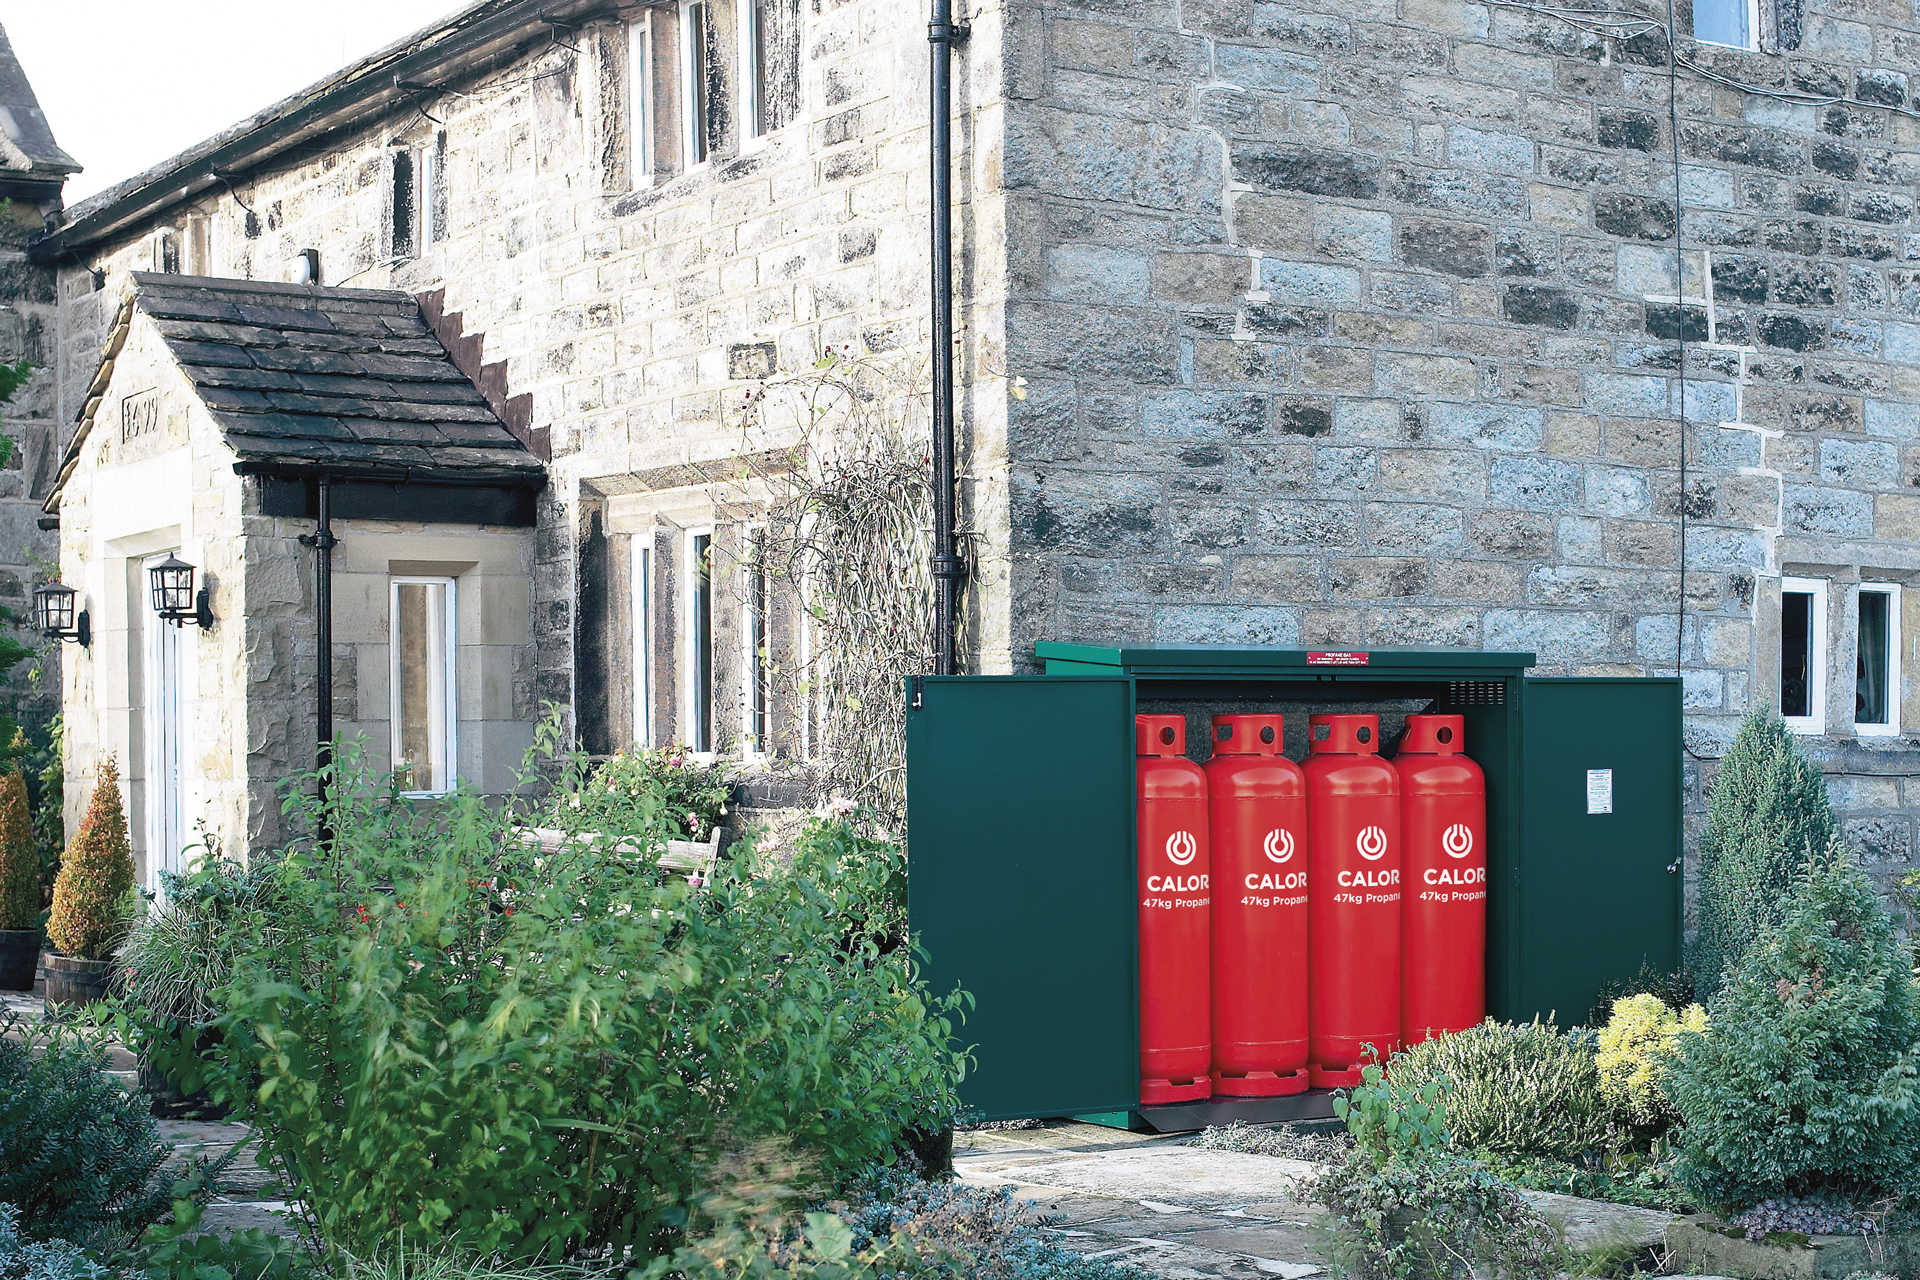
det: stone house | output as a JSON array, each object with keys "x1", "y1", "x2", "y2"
[
  {"x1": 46, "y1": 272, "x2": 541, "y2": 880},
  {"x1": 27, "y1": 0, "x2": 1920, "y2": 899}
]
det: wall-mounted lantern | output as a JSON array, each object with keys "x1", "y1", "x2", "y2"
[
  {"x1": 31, "y1": 581, "x2": 90, "y2": 647},
  {"x1": 148, "y1": 554, "x2": 214, "y2": 629}
]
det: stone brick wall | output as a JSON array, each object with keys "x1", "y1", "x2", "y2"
[
  {"x1": 1, "y1": 193, "x2": 62, "y2": 736},
  {"x1": 997, "y1": 0, "x2": 1920, "y2": 906}
]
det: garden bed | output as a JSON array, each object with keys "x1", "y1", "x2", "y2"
[{"x1": 1667, "y1": 1215, "x2": 1915, "y2": 1280}]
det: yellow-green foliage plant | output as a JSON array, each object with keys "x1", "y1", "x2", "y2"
[
  {"x1": 1596, "y1": 993, "x2": 1708, "y2": 1130},
  {"x1": 0, "y1": 771, "x2": 36, "y2": 930},
  {"x1": 46, "y1": 757, "x2": 134, "y2": 959}
]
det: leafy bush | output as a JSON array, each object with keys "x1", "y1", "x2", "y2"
[
  {"x1": 1693, "y1": 707, "x2": 1837, "y2": 998},
  {"x1": 46, "y1": 759, "x2": 134, "y2": 960},
  {"x1": 0, "y1": 772, "x2": 36, "y2": 931},
  {"x1": 133, "y1": 1194, "x2": 307, "y2": 1280},
  {"x1": 119, "y1": 860, "x2": 274, "y2": 1026},
  {"x1": 1595, "y1": 995, "x2": 1707, "y2": 1132},
  {"x1": 1190, "y1": 1121, "x2": 1351, "y2": 1164},
  {"x1": 1389, "y1": 1020, "x2": 1612, "y2": 1162},
  {"x1": 1584, "y1": 962, "x2": 1696, "y2": 1028},
  {"x1": 562, "y1": 746, "x2": 732, "y2": 844},
  {"x1": 1336, "y1": 1059, "x2": 1449, "y2": 1166},
  {"x1": 0, "y1": 1015, "x2": 172, "y2": 1251},
  {"x1": 0, "y1": 1205, "x2": 109, "y2": 1280},
  {"x1": 1669, "y1": 847, "x2": 1920, "y2": 1211},
  {"x1": 201, "y1": 744, "x2": 963, "y2": 1262}
]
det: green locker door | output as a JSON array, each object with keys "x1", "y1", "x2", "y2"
[
  {"x1": 905, "y1": 675, "x2": 1137, "y2": 1120},
  {"x1": 1517, "y1": 678, "x2": 1682, "y2": 1026}
]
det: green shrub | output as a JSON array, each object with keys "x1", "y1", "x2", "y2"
[
  {"x1": 118, "y1": 860, "x2": 274, "y2": 1026},
  {"x1": 1669, "y1": 847, "x2": 1920, "y2": 1211},
  {"x1": 1335, "y1": 1059, "x2": 1449, "y2": 1168},
  {"x1": 46, "y1": 759, "x2": 134, "y2": 960},
  {"x1": 0, "y1": 1205, "x2": 110, "y2": 1280},
  {"x1": 1595, "y1": 995, "x2": 1707, "y2": 1133},
  {"x1": 1693, "y1": 707, "x2": 1837, "y2": 998},
  {"x1": 1389, "y1": 1020, "x2": 1612, "y2": 1162},
  {"x1": 561, "y1": 746, "x2": 732, "y2": 844},
  {"x1": 1584, "y1": 961, "x2": 1696, "y2": 1027},
  {"x1": 0, "y1": 1016, "x2": 173, "y2": 1252},
  {"x1": 202, "y1": 742, "x2": 963, "y2": 1262},
  {"x1": 0, "y1": 772, "x2": 36, "y2": 931}
]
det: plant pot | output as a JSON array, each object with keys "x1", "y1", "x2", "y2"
[
  {"x1": 42, "y1": 952, "x2": 115, "y2": 1008},
  {"x1": 139, "y1": 1023, "x2": 226, "y2": 1119},
  {"x1": 0, "y1": 930, "x2": 39, "y2": 991}
]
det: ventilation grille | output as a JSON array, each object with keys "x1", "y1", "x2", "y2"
[{"x1": 1446, "y1": 681, "x2": 1504, "y2": 706}]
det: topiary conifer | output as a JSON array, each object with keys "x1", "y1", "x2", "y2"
[
  {"x1": 46, "y1": 757, "x2": 134, "y2": 960},
  {"x1": 1692, "y1": 705, "x2": 1837, "y2": 997},
  {"x1": 0, "y1": 771, "x2": 34, "y2": 931},
  {"x1": 1670, "y1": 842, "x2": 1920, "y2": 1211}
]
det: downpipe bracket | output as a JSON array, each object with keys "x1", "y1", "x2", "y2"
[{"x1": 928, "y1": 18, "x2": 971, "y2": 42}]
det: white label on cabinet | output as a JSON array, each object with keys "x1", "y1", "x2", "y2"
[{"x1": 1586, "y1": 768, "x2": 1614, "y2": 815}]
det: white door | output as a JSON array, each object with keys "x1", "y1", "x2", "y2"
[{"x1": 142, "y1": 554, "x2": 187, "y2": 894}]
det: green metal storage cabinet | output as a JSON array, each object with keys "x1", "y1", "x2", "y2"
[{"x1": 905, "y1": 645, "x2": 1682, "y2": 1125}]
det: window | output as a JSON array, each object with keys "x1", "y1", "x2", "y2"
[
  {"x1": 1781, "y1": 576, "x2": 1828, "y2": 734},
  {"x1": 390, "y1": 147, "x2": 417, "y2": 259},
  {"x1": 739, "y1": 0, "x2": 766, "y2": 142},
  {"x1": 739, "y1": 0, "x2": 798, "y2": 142},
  {"x1": 157, "y1": 229, "x2": 180, "y2": 274},
  {"x1": 679, "y1": 0, "x2": 709, "y2": 167},
  {"x1": 630, "y1": 13, "x2": 655, "y2": 179},
  {"x1": 742, "y1": 531, "x2": 769, "y2": 754},
  {"x1": 185, "y1": 214, "x2": 211, "y2": 276},
  {"x1": 632, "y1": 539, "x2": 653, "y2": 748},
  {"x1": 420, "y1": 132, "x2": 448, "y2": 246},
  {"x1": 686, "y1": 530, "x2": 714, "y2": 753},
  {"x1": 1694, "y1": 0, "x2": 1758, "y2": 48},
  {"x1": 1856, "y1": 583, "x2": 1901, "y2": 735},
  {"x1": 391, "y1": 577, "x2": 456, "y2": 794}
]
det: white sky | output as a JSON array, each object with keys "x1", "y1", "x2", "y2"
[{"x1": 3, "y1": 1, "x2": 469, "y2": 203}]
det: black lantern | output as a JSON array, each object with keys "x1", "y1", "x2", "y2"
[
  {"x1": 148, "y1": 554, "x2": 213, "y2": 629},
  {"x1": 31, "y1": 581, "x2": 89, "y2": 646}
]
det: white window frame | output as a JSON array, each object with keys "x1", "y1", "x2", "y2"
[
  {"x1": 389, "y1": 576, "x2": 458, "y2": 796},
  {"x1": 737, "y1": 0, "x2": 765, "y2": 147},
  {"x1": 678, "y1": 0, "x2": 709, "y2": 169},
  {"x1": 1856, "y1": 582, "x2": 1902, "y2": 737},
  {"x1": 629, "y1": 13, "x2": 655, "y2": 180},
  {"x1": 418, "y1": 141, "x2": 436, "y2": 248},
  {"x1": 631, "y1": 537, "x2": 653, "y2": 749},
  {"x1": 1781, "y1": 575, "x2": 1828, "y2": 735},
  {"x1": 1693, "y1": 0, "x2": 1759, "y2": 49},
  {"x1": 740, "y1": 527, "x2": 769, "y2": 758},
  {"x1": 684, "y1": 527, "x2": 716, "y2": 758}
]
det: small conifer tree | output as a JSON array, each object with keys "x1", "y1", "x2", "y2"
[
  {"x1": 0, "y1": 771, "x2": 34, "y2": 930},
  {"x1": 46, "y1": 757, "x2": 134, "y2": 959},
  {"x1": 1670, "y1": 843, "x2": 1920, "y2": 1210},
  {"x1": 1692, "y1": 705, "x2": 1837, "y2": 997}
]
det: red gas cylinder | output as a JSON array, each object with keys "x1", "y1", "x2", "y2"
[
  {"x1": 1396, "y1": 714, "x2": 1487, "y2": 1047},
  {"x1": 1305, "y1": 713, "x2": 1402, "y2": 1088},
  {"x1": 1205, "y1": 714, "x2": 1309, "y2": 1098},
  {"x1": 1136, "y1": 714, "x2": 1211, "y2": 1105}
]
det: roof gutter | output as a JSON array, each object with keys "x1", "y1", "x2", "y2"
[
  {"x1": 231, "y1": 459, "x2": 549, "y2": 489},
  {"x1": 30, "y1": 0, "x2": 612, "y2": 264}
]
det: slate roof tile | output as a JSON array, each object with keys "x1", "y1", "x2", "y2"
[{"x1": 121, "y1": 273, "x2": 541, "y2": 481}]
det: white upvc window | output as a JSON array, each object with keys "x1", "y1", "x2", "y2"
[
  {"x1": 1781, "y1": 576, "x2": 1828, "y2": 735},
  {"x1": 738, "y1": 0, "x2": 766, "y2": 145},
  {"x1": 685, "y1": 528, "x2": 715, "y2": 755},
  {"x1": 391, "y1": 577, "x2": 457, "y2": 795},
  {"x1": 632, "y1": 538, "x2": 654, "y2": 749},
  {"x1": 1856, "y1": 583, "x2": 1901, "y2": 736},
  {"x1": 629, "y1": 13, "x2": 656, "y2": 180},
  {"x1": 741, "y1": 528, "x2": 769, "y2": 756},
  {"x1": 679, "y1": 0, "x2": 709, "y2": 168},
  {"x1": 1694, "y1": 0, "x2": 1759, "y2": 48}
]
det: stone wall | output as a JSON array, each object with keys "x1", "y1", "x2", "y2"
[
  {"x1": 1, "y1": 192, "x2": 62, "y2": 736},
  {"x1": 997, "y1": 0, "x2": 1920, "y2": 905}
]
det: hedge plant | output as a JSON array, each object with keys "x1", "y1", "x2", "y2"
[
  {"x1": 46, "y1": 760, "x2": 133, "y2": 961},
  {"x1": 1669, "y1": 845, "x2": 1920, "y2": 1210},
  {"x1": 1596, "y1": 994, "x2": 1707, "y2": 1132},
  {"x1": 1388, "y1": 1020, "x2": 1612, "y2": 1161},
  {"x1": 1693, "y1": 707, "x2": 1836, "y2": 998},
  {"x1": 0, "y1": 772, "x2": 36, "y2": 931}
]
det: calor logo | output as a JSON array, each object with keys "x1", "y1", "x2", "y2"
[
  {"x1": 1443, "y1": 824, "x2": 1474, "y2": 859},
  {"x1": 1356, "y1": 825, "x2": 1388, "y2": 860},
  {"x1": 1263, "y1": 829, "x2": 1295, "y2": 864},
  {"x1": 1166, "y1": 830, "x2": 1198, "y2": 866}
]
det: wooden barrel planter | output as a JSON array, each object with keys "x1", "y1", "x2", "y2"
[
  {"x1": 41, "y1": 952, "x2": 115, "y2": 1008},
  {"x1": 0, "y1": 930, "x2": 39, "y2": 991},
  {"x1": 140, "y1": 1024, "x2": 227, "y2": 1119}
]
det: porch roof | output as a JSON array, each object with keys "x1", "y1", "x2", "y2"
[{"x1": 47, "y1": 273, "x2": 545, "y2": 511}]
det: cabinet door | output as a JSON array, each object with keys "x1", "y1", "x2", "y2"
[
  {"x1": 906, "y1": 675, "x2": 1136, "y2": 1120},
  {"x1": 1517, "y1": 678, "x2": 1682, "y2": 1025}
]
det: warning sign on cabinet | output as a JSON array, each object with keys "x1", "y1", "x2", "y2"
[{"x1": 1586, "y1": 769, "x2": 1614, "y2": 815}]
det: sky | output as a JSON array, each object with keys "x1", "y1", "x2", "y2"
[{"x1": 3, "y1": 0, "x2": 469, "y2": 203}]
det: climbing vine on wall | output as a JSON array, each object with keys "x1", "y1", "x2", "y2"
[{"x1": 720, "y1": 345, "x2": 971, "y2": 824}]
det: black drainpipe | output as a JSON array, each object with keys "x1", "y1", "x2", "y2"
[
  {"x1": 928, "y1": 0, "x2": 968, "y2": 676},
  {"x1": 298, "y1": 476, "x2": 339, "y2": 843}
]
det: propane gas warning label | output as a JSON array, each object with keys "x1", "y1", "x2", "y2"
[
  {"x1": 1307, "y1": 651, "x2": 1369, "y2": 666},
  {"x1": 1586, "y1": 768, "x2": 1614, "y2": 815}
]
